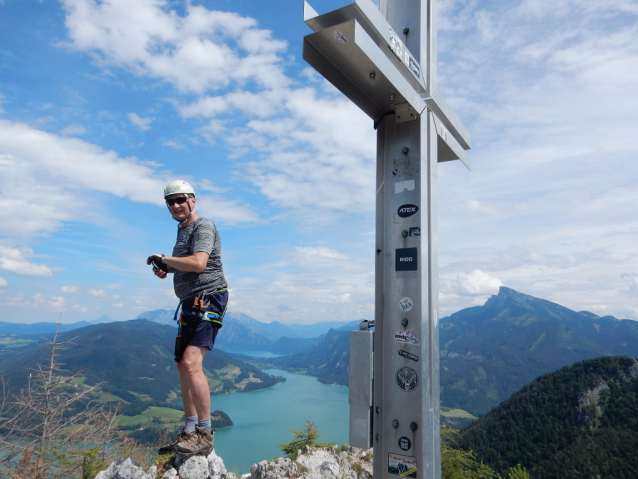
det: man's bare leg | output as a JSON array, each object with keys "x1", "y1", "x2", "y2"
[{"x1": 177, "y1": 345, "x2": 211, "y2": 422}]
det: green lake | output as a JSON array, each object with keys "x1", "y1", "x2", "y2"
[{"x1": 211, "y1": 369, "x2": 349, "y2": 475}]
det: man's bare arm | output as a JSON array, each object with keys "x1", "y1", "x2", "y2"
[{"x1": 163, "y1": 252, "x2": 209, "y2": 273}]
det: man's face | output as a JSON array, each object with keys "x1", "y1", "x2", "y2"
[{"x1": 166, "y1": 194, "x2": 195, "y2": 222}]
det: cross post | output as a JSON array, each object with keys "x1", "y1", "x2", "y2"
[{"x1": 302, "y1": 1, "x2": 471, "y2": 478}]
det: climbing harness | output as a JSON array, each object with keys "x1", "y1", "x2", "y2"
[{"x1": 172, "y1": 290, "x2": 227, "y2": 362}]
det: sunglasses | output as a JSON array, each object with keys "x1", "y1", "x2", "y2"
[{"x1": 166, "y1": 196, "x2": 189, "y2": 207}]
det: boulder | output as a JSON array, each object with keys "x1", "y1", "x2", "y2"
[{"x1": 178, "y1": 455, "x2": 209, "y2": 479}]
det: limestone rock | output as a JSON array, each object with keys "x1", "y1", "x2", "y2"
[
  {"x1": 98, "y1": 458, "x2": 146, "y2": 479},
  {"x1": 208, "y1": 450, "x2": 229, "y2": 479},
  {"x1": 247, "y1": 446, "x2": 372, "y2": 479},
  {"x1": 163, "y1": 468, "x2": 178, "y2": 479},
  {"x1": 179, "y1": 455, "x2": 209, "y2": 479}
]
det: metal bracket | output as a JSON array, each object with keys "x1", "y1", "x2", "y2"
[{"x1": 392, "y1": 102, "x2": 418, "y2": 123}]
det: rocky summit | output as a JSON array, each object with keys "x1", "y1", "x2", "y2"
[{"x1": 94, "y1": 445, "x2": 373, "y2": 479}]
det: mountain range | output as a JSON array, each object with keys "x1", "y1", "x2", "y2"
[
  {"x1": 460, "y1": 355, "x2": 638, "y2": 478},
  {"x1": 2, "y1": 286, "x2": 636, "y2": 417},
  {"x1": 0, "y1": 320, "x2": 284, "y2": 410},
  {"x1": 134, "y1": 309, "x2": 359, "y2": 354},
  {"x1": 257, "y1": 287, "x2": 638, "y2": 416}
]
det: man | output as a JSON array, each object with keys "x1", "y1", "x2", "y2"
[{"x1": 147, "y1": 179, "x2": 228, "y2": 455}]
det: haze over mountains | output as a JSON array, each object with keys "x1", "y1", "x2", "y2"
[
  {"x1": 0, "y1": 320, "x2": 284, "y2": 407},
  {"x1": 1, "y1": 287, "x2": 636, "y2": 417},
  {"x1": 256, "y1": 287, "x2": 638, "y2": 415}
]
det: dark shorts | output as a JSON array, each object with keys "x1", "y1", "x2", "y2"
[{"x1": 181, "y1": 290, "x2": 228, "y2": 350}]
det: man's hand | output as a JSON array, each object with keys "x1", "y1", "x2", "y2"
[{"x1": 147, "y1": 254, "x2": 168, "y2": 278}]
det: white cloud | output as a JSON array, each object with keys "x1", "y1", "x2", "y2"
[
  {"x1": 0, "y1": 246, "x2": 52, "y2": 277},
  {"x1": 89, "y1": 289, "x2": 106, "y2": 297},
  {"x1": 454, "y1": 270, "x2": 503, "y2": 296},
  {"x1": 163, "y1": 140, "x2": 183, "y2": 149},
  {"x1": 112, "y1": 302, "x2": 123, "y2": 307},
  {"x1": 0, "y1": 277, "x2": 7, "y2": 287},
  {"x1": 61, "y1": 285, "x2": 79, "y2": 293},
  {"x1": 73, "y1": 304, "x2": 89, "y2": 312},
  {"x1": 61, "y1": 124, "x2": 87, "y2": 136},
  {"x1": 59, "y1": 0, "x2": 377, "y2": 217},
  {"x1": 0, "y1": 120, "x2": 259, "y2": 238},
  {"x1": 60, "y1": 0, "x2": 289, "y2": 94},
  {"x1": 128, "y1": 112, "x2": 153, "y2": 131},
  {"x1": 0, "y1": 293, "x2": 65, "y2": 309}
]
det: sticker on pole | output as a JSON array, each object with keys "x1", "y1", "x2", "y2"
[
  {"x1": 398, "y1": 204, "x2": 418, "y2": 218},
  {"x1": 398, "y1": 436, "x2": 412, "y2": 451},
  {"x1": 394, "y1": 180, "x2": 415, "y2": 194},
  {"x1": 399, "y1": 297, "x2": 413, "y2": 312},
  {"x1": 396, "y1": 248, "x2": 417, "y2": 271},
  {"x1": 396, "y1": 366, "x2": 418, "y2": 392},
  {"x1": 398, "y1": 349, "x2": 419, "y2": 361},
  {"x1": 409, "y1": 227, "x2": 420, "y2": 236},
  {"x1": 333, "y1": 30, "x2": 348, "y2": 42},
  {"x1": 388, "y1": 28, "x2": 403, "y2": 58},
  {"x1": 388, "y1": 452, "x2": 417, "y2": 478},
  {"x1": 395, "y1": 330, "x2": 420, "y2": 346}
]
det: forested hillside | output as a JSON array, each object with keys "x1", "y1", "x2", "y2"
[
  {"x1": 460, "y1": 356, "x2": 638, "y2": 478},
  {"x1": 0, "y1": 320, "x2": 284, "y2": 406},
  {"x1": 264, "y1": 287, "x2": 638, "y2": 416},
  {"x1": 439, "y1": 287, "x2": 638, "y2": 414}
]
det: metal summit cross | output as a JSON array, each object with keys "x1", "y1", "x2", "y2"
[{"x1": 302, "y1": 0, "x2": 471, "y2": 478}]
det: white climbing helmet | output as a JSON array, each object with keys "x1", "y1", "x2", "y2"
[{"x1": 164, "y1": 180, "x2": 196, "y2": 198}]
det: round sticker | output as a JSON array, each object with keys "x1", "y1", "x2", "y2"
[
  {"x1": 396, "y1": 366, "x2": 418, "y2": 392},
  {"x1": 398, "y1": 436, "x2": 411, "y2": 451},
  {"x1": 399, "y1": 297, "x2": 413, "y2": 312}
]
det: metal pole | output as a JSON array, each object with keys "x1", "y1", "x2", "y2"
[{"x1": 373, "y1": 2, "x2": 440, "y2": 476}]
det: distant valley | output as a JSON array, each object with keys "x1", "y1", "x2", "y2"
[
  {"x1": 0, "y1": 320, "x2": 284, "y2": 408},
  {"x1": 251, "y1": 287, "x2": 638, "y2": 416},
  {"x1": 1, "y1": 287, "x2": 637, "y2": 418}
]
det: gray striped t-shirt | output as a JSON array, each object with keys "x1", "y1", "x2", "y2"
[{"x1": 172, "y1": 217, "x2": 228, "y2": 300}]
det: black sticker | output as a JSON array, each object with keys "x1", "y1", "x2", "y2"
[
  {"x1": 398, "y1": 350, "x2": 419, "y2": 362},
  {"x1": 396, "y1": 248, "x2": 418, "y2": 271},
  {"x1": 409, "y1": 227, "x2": 420, "y2": 236},
  {"x1": 398, "y1": 436, "x2": 412, "y2": 451},
  {"x1": 409, "y1": 57, "x2": 420, "y2": 78},
  {"x1": 398, "y1": 204, "x2": 418, "y2": 218},
  {"x1": 396, "y1": 366, "x2": 418, "y2": 392}
]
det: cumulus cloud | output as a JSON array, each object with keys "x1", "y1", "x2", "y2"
[
  {"x1": 60, "y1": 0, "x2": 289, "y2": 94},
  {"x1": 89, "y1": 289, "x2": 106, "y2": 297},
  {"x1": 0, "y1": 120, "x2": 259, "y2": 238},
  {"x1": 0, "y1": 277, "x2": 7, "y2": 287},
  {"x1": 59, "y1": 0, "x2": 376, "y2": 216},
  {"x1": 454, "y1": 270, "x2": 503, "y2": 296},
  {"x1": 61, "y1": 285, "x2": 79, "y2": 293},
  {"x1": 112, "y1": 302, "x2": 123, "y2": 307},
  {"x1": 0, "y1": 246, "x2": 52, "y2": 277},
  {"x1": 128, "y1": 112, "x2": 153, "y2": 130},
  {"x1": 0, "y1": 293, "x2": 65, "y2": 309}
]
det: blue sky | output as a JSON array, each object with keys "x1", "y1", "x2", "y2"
[{"x1": 0, "y1": 0, "x2": 636, "y2": 324}]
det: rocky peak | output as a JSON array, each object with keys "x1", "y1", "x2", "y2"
[{"x1": 94, "y1": 445, "x2": 373, "y2": 479}]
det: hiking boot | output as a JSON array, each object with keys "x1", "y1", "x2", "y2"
[
  {"x1": 158, "y1": 428, "x2": 192, "y2": 455},
  {"x1": 174, "y1": 427, "x2": 214, "y2": 455},
  {"x1": 195, "y1": 426, "x2": 215, "y2": 451}
]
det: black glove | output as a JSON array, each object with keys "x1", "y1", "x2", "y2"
[{"x1": 148, "y1": 254, "x2": 168, "y2": 272}]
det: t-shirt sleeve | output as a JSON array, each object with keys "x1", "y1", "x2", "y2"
[{"x1": 191, "y1": 221, "x2": 215, "y2": 254}]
